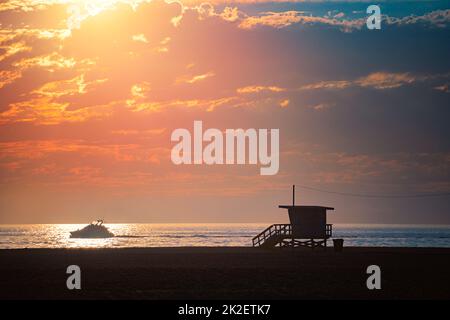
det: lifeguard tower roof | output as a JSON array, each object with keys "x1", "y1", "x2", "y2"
[{"x1": 279, "y1": 205, "x2": 334, "y2": 210}]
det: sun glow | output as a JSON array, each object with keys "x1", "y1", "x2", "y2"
[
  {"x1": 0, "y1": 0, "x2": 177, "y2": 31},
  {"x1": 65, "y1": 0, "x2": 149, "y2": 29}
]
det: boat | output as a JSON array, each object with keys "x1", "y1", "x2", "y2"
[{"x1": 70, "y1": 220, "x2": 114, "y2": 238}]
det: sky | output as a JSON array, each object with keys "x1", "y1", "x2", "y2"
[{"x1": 0, "y1": 0, "x2": 449, "y2": 224}]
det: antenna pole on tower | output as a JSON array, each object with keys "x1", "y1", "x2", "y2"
[{"x1": 292, "y1": 184, "x2": 295, "y2": 206}]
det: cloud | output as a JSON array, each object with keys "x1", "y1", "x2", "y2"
[
  {"x1": 0, "y1": 2, "x2": 448, "y2": 176},
  {"x1": 279, "y1": 99, "x2": 289, "y2": 108},
  {"x1": 300, "y1": 80, "x2": 351, "y2": 90},
  {"x1": 111, "y1": 128, "x2": 166, "y2": 136},
  {"x1": 155, "y1": 36, "x2": 171, "y2": 52},
  {"x1": 132, "y1": 33, "x2": 149, "y2": 43},
  {"x1": 32, "y1": 74, "x2": 107, "y2": 98},
  {"x1": 0, "y1": 69, "x2": 21, "y2": 89},
  {"x1": 386, "y1": 9, "x2": 450, "y2": 29},
  {"x1": 239, "y1": 11, "x2": 306, "y2": 29},
  {"x1": 127, "y1": 96, "x2": 237, "y2": 113},
  {"x1": 356, "y1": 72, "x2": 417, "y2": 89},
  {"x1": 238, "y1": 10, "x2": 366, "y2": 31},
  {"x1": 0, "y1": 1, "x2": 186, "y2": 123},
  {"x1": 434, "y1": 83, "x2": 450, "y2": 93},
  {"x1": 12, "y1": 52, "x2": 77, "y2": 71},
  {"x1": 126, "y1": 81, "x2": 151, "y2": 106},
  {"x1": 0, "y1": 138, "x2": 170, "y2": 188},
  {"x1": 237, "y1": 85, "x2": 286, "y2": 94},
  {"x1": 300, "y1": 72, "x2": 424, "y2": 91},
  {"x1": 220, "y1": 6, "x2": 241, "y2": 22},
  {"x1": 0, "y1": 41, "x2": 32, "y2": 62},
  {"x1": 282, "y1": 147, "x2": 450, "y2": 193},
  {"x1": 237, "y1": 8, "x2": 450, "y2": 31},
  {"x1": 176, "y1": 71, "x2": 215, "y2": 84},
  {"x1": 308, "y1": 103, "x2": 333, "y2": 111},
  {"x1": 0, "y1": 1, "x2": 448, "y2": 129},
  {"x1": 0, "y1": 95, "x2": 117, "y2": 125}
]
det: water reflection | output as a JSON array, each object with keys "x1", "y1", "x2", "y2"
[
  {"x1": 0, "y1": 223, "x2": 449, "y2": 249},
  {"x1": 0, "y1": 223, "x2": 265, "y2": 249}
]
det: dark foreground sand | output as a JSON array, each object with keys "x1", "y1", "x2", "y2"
[{"x1": 0, "y1": 247, "x2": 449, "y2": 299}]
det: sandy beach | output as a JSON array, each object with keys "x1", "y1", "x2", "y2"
[{"x1": 0, "y1": 247, "x2": 449, "y2": 300}]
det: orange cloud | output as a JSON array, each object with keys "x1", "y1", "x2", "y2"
[
  {"x1": 176, "y1": 72, "x2": 215, "y2": 84},
  {"x1": 132, "y1": 33, "x2": 149, "y2": 43},
  {"x1": 127, "y1": 96, "x2": 237, "y2": 113},
  {"x1": 239, "y1": 11, "x2": 305, "y2": 29},
  {"x1": 237, "y1": 85, "x2": 285, "y2": 94},
  {"x1": 238, "y1": 11, "x2": 365, "y2": 31},
  {"x1": 0, "y1": 69, "x2": 22, "y2": 89},
  {"x1": 279, "y1": 99, "x2": 289, "y2": 108},
  {"x1": 13, "y1": 52, "x2": 77, "y2": 71},
  {"x1": 111, "y1": 128, "x2": 166, "y2": 136},
  {"x1": 0, "y1": 95, "x2": 116, "y2": 125},
  {"x1": 0, "y1": 41, "x2": 32, "y2": 62}
]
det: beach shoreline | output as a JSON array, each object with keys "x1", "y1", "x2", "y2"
[{"x1": 1, "y1": 247, "x2": 449, "y2": 300}]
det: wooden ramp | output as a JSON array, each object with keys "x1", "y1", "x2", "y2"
[{"x1": 252, "y1": 224, "x2": 332, "y2": 248}]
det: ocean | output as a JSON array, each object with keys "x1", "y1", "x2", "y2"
[{"x1": 1, "y1": 223, "x2": 450, "y2": 249}]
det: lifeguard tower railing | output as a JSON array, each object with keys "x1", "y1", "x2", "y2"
[{"x1": 252, "y1": 223, "x2": 332, "y2": 247}]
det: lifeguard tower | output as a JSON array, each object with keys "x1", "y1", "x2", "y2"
[{"x1": 252, "y1": 185, "x2": 334, "y2": 248}]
